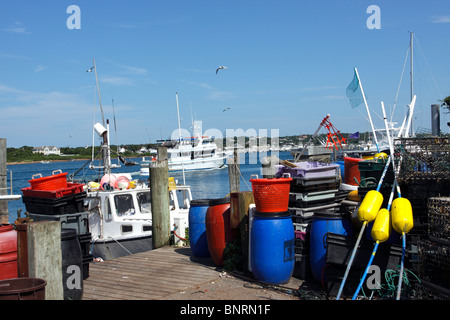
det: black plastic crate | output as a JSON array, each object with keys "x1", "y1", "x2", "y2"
[
  {"x1": 293, "y1": 253, "x2": 311, "y2": 280},
  {"x1": 23, "y1": 192, "x2": 87, "y2": 215},
  {"x1": 29, "y1": 211, "x2": 90, "y2": 235},
  {"x1": 78, "y1": 232, "x2": 92, "y2": 257},
  {"x1": 82, "y1": 254, "x2": 94, "y2": 280},
  {"x1": 325, "y1": 232, "x2": 403, "y2": 272}
]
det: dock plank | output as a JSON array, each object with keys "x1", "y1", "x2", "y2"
[{"x1": 82, "y1": 246, "x2": 220, "y2": 300}]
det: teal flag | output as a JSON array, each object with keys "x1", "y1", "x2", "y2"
[{"x1": 346, "y1": 70, "x2": 364, "y2": 109}]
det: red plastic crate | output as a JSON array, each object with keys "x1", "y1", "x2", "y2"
[
  {"x1": 21, "y1": 182, "x2": 85, "y2": 199},
  {"x1": 28, "y1": 170, "x2": 68, "y2": 191}
]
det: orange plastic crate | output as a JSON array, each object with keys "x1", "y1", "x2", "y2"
[
  {"x1": 21, "y1": 182, "x2": 84, "y2": 199},
  {"x1": 28, "y1": 170, "x2": 68, "y2": 191}
]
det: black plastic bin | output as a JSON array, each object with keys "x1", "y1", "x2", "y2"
[
  {"x1": 78, "y1": 232, "x2": 93, "y2": 280},
  {"x1": 325, "y1": 232, "x2": 403, "y2": 271},
  {"x1": 61, "y1": 228, "x2": 83, "y2": 300},
  {"x1": 23, "y1": 192, "x2": 86, "y2": 215}
]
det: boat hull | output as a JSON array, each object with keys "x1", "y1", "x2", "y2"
[
  {"x1": 92, "y1": 235, "x2": 153, "y2": 260},
  {"x1": 140, "y1": 154, "x2": 228, "y2": 175}
]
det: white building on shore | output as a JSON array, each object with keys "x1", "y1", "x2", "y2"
[{"x1": 32, "y1": 146, "x2": 61, "y2": 156}]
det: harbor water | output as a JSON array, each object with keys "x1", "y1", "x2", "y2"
[{"x1": 5, "y1": 151, "x2": 292, "y2": 223}]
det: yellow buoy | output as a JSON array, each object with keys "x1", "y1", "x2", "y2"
[
  {"x1": 391, "y1": 198, "x2": 414, "y2": 234},
  {"x1": 347, "y1": 190, "x2": 361, "y2": 202},
  {"x1": 374, "y1": 152, "x2": 388, "y2": 160},
  {"x1": 357, "y1": 190, "x2": 383, "y2": 222},
  {"x1": 371, "y1": 208, "x2": 391, "y2": 242}
]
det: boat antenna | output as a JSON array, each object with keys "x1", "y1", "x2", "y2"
[
  {"x1": 176, "y1": 92, "x2": 186, "y2": 185},
  {"x1": 112, "y1": 97, "x2": 120, "y2": 165},
  {"x1": 93, "y1": 58, "x2": 105, "y2": 127},
  {"x1": 409, "y1": 31, "x2": 414, "y2": 137}
]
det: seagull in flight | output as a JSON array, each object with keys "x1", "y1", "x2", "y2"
[
  {"x1": 86, "y1": 66, "x2": 95, "y2": 72},
  {"x1": 223, "y1": 107, "x2": 231, "y2": 112},
  {"x1": 216, "y1": 66, "x2": 228, "y2": 74}
]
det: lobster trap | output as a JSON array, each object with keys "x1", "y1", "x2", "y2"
[
  {"x1": 396, "y1": 137, "x2": 450, "y2": 182},
  {"x1": 427, "y1": 197, "x2": 450, "y2": 243}
]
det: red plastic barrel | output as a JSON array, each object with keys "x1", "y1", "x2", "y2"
[
  {"x1": 0, "y1": 224, "x2": 18, "y2": 280},
  {"x1": 344, "y1": 157, "x2": 364, "y2": 186},
  {"x1": 205, "y1": 198, "x2": 237, "y2": 266}
]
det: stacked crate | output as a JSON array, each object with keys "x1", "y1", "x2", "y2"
[
  {"x1": 276, "y1": 161, "x2": 340, "y2": 280},
  {"x1": 21, "y1": 171, "x2": 93, "y2": 280}
]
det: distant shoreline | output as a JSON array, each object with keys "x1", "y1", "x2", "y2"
[{"x1": 6, "y1": 158, "x2": 91, "y2": 166}]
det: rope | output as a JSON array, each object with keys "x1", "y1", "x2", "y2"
[
  {"x1": 236, "y1": 162, "x2": 252, "y2": 191},
  {"x1": 358, "y1": 267, "x2": 421, "y2": 300},
  {"x1": 236, "y1": 274, "x2": 327, "y2": 300},
  {"x1": 110, "y1": 237, "x2": 133, "y2": 255}
]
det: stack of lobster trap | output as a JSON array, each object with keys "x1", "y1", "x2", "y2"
[
  {"x1": 396, "y1": 137, "x2": 450, "y2": 299},
  {"x1": 276, "y1": 161, "x2": 344, "y2": 280}
]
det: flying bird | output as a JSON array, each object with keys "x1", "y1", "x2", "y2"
[
  {"x1": 216, "y1": 66, "x2": 228, "y2": 74},
  {"x1": 86, "y1": 66, "x2": 95, "y2": 72},
  {"x1": 223, "y1": 107, "x2": 231, "y2": 112}
]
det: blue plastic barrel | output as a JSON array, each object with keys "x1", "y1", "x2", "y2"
[
  {"x1": 309, "y1": 210, "x2": 354, "y2": 282},
  {"x1": 333, "y1": 161, "x2": 345, "y2": 180},
  {"x1": 189, "y1": 199, "x2": 213, "y2": 258},
  {"x1": 250, "y1": 211, "x2": 295, "y2": 285}
]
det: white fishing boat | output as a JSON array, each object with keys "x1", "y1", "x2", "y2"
[
  {"x1": 140, "y1": 120, "x2": 230, "y2": 175},
  {"x1": 80, "y1": 120, "x2": 192, "y2": 260},
  {"x1": 77, "y1": 61, "x2": 191, "y2": 260}
]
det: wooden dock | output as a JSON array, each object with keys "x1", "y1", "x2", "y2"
[{"x1": 82, "y1": 246, "x2": 221, "y2": 300}]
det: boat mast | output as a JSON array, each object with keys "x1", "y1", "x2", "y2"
[
  {"x1": 409, "y1": 32, "x2": 414, "y2": 137},
  {"x1": 93, "y1": 58, "x2": 105, "y2": 127},
  {"x1": 175, "y1": 92, "x2": 186, "y2": 185}
]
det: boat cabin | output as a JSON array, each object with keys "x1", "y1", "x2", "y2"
[{"x1": 84, "y1": 183, "x2": 192, "y2": 259}]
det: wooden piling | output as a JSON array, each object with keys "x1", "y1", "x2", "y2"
[
  {"x1": 228, "y1": 148, "x2": 240, "y2": 193},
  {"x1": 150, "y1": 147, "x2": 170, "y2": 249},
  {"x1": 26, "y1": 221, "x2": 64, "y2": 300},
  {"x1": 0, "y1": 138, "x2": 8, "y2": 224}
]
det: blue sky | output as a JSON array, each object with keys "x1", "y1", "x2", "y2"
[{"x1": 1, "y1": 0, "x2": 449, "y2": 148}]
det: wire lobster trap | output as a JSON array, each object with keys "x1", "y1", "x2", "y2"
[
  {"x1": 427, "y1": 197, "x2": 450, "y2": 243},
  {"x1": 395, "y1": 137, "x2": 450, "y2": 182}
]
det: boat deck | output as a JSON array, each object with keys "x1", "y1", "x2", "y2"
[{"x1": 82, "y1": 246, "x2": 222, "y2": 300}]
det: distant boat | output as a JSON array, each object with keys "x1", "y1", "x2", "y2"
[
  {"x1": 140, "y1": 122, "x2": 230, "y2": 176},
  {"x1": 39, "y1": 160, "x2": 50, "y2": 164}
]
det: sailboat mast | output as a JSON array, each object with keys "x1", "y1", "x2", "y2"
[
  {"x1": 409, "y1": 31, "x2": 414, "y2": 137},
  {"x1": 175, "y1": 92, "x2": 186, "y2": 185},
  {"x1": 410, "y1": 31, "x2": 414, "y2": 103}
]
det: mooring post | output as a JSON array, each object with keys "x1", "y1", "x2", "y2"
[
  {"x1": 150, "y1": 147, "x2": 170, "y2": 249},
  {"x1": 0, "y1": 138, "x2": 8, "y2": 224},
  {"x1": 27, "y1": 221, "x2": 64, "y2": 300},
  {"x1": 228, "y1": 148, "x2": 240, "y2": 193}
]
